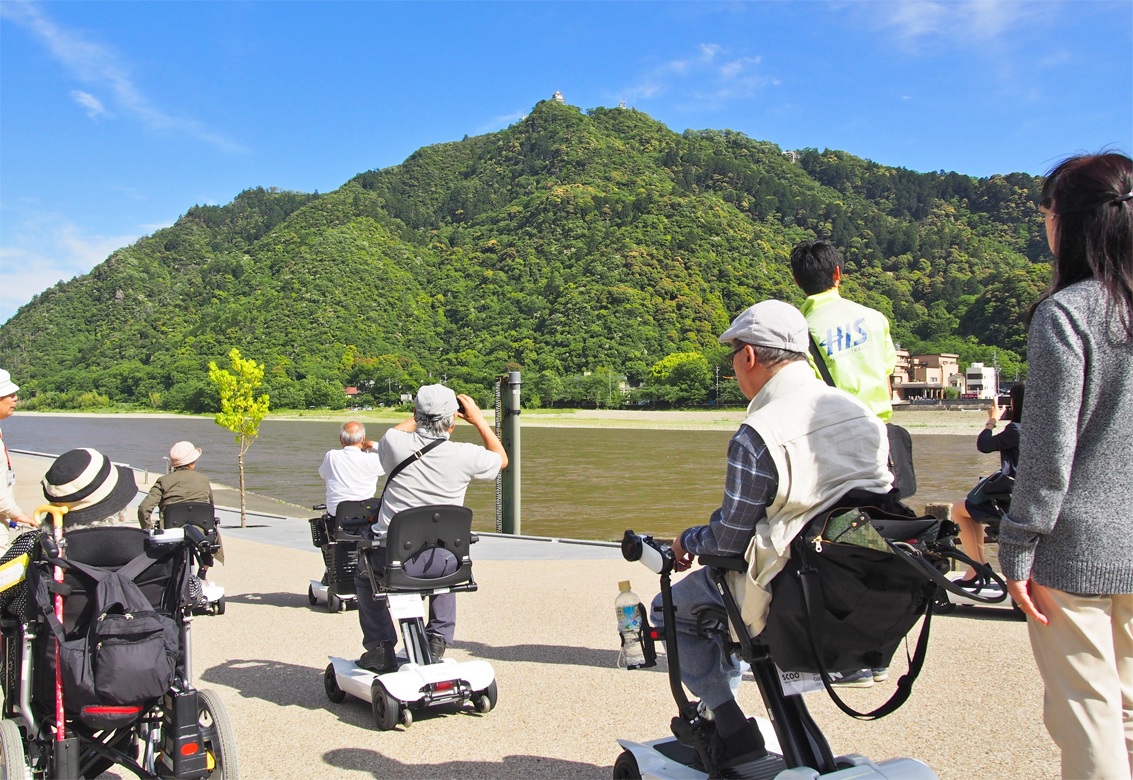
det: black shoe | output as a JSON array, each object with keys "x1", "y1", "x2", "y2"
[
  {"x1": 358, "y1": 642, "x2": 397, "y2": 674},
  {"x1": 428, "y1": 635, "x2": 446, "y2": 662},
  {"x1": 712, "y1": 718, "x2": 767, "y2": 769}
]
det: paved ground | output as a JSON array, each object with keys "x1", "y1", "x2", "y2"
[{"x1": 4, "y1": 453, "x2": 1058, "y2": 780}]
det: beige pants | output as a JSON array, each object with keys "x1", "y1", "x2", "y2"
[{"x1": 1028, "y1": 587, "x2": 1133, "y2": 780}]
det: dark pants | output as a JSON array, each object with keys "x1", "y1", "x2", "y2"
[{"x1": 354, "y1": 547, "x2": 458, "y2": 651}]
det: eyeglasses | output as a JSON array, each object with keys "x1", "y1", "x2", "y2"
[{"x1": 730, "y1": 342, "x2": 749, "y2": 360}]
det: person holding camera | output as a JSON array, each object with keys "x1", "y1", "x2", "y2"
[
  {"x1": 951, "y1": 384, "x2": 1023, "y2": 584},
  {"x1": 354, "y1": 384, "x2": 507, "y2": 673}
]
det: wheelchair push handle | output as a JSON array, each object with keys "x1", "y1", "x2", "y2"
[{"x1": 621, "y1": 530, "x2": 668, "y2": 575}]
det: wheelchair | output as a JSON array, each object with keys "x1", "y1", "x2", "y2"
[
  {"x1": 0, "y1": 515, "x2": 238, "y2": 779},
  {"x1": 162, "y1": 502, "x2": 226, "y2": 617},
  {"x1": 307, "y1": 500, "x2": 377, "y2": 613},
  {"x1": 323, "y1": 505, "x2": 497, "y2": 730},
  {"x1": 615, "y1": 528, "x2": 940, "y2": 780}
]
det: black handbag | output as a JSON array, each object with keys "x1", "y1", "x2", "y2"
[{"x1": 760, "y1": 503, "x2": 1006, "y2": 720}]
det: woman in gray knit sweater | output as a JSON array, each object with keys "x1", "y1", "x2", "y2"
[{"x1": 999, "y1": 152, "x2": 1133, "y2": 780}]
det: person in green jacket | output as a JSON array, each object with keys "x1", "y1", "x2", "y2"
[
  {"x1": 137, "y1": 441, "x2": 215, "y2": 530},
  {"x1": 791, "y1": 240, "x2": 900, "y2": 688},
  {"x1": 790, "y1": 240, "x2": 898, "y2": 422}
]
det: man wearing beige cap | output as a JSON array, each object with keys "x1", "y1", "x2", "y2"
[
  {"x1": 355, "y1": 384, "x2": 507, "y2": 673},
  {"x1": 650, "y1": 300, "x2": 892, "y2": 772},
  {"x1": 138, "y1": 441, "x2": 215, "y2": 530},
  {"x1": 0, "y1": 369, "x2": 36, "y2": 534}
]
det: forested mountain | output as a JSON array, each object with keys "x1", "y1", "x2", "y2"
[{"x1": 0, "y1": 99, "x2": 1048, "y2": 411}]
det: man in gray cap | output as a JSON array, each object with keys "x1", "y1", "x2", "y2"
[
  {"x1": 650, "y1": 300, "x2": 892, "y2": 771},
  {"x1": 354, "y1": 384, "x2": 507, "y2": 672}
]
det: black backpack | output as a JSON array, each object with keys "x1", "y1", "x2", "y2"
[{"x1": 35, "y1": 551, "x2": 181, "y2": 710}]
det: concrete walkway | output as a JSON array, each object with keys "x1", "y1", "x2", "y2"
[{"x1": 3, "y1": 452, "x2": 1058, "y2": 780}]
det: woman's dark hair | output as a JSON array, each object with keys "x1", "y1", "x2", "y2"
[
  {"x1": 1007, "y1": 381, "x2": 1025, "y2": 424},
  {"x1": 789, "y1": 240, "x2": 845, "y2": 296},
  {"x1": 1030, "y1": 152, "x2": 1133, "y2": 337}
]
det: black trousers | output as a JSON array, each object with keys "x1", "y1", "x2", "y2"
[{"x1": 354, "y1": 547, "x2": 458, "y2": 651}]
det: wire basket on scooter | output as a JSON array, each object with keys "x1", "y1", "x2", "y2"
[
  {"x1": 322, "y1": 542, "x2": 359, "y2": 586},
  {"x1": 309, "y1": 517, "x2": 329, "y2": 548}
]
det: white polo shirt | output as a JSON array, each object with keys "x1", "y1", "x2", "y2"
[
  {"x1": 374, "y1": 429, "x2": 502, "y2": 529},
  {"x1": 318, "y1": 447, "x2": 386, "y2": 515}
]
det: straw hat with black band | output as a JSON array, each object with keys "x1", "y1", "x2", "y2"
[{"x1": 42, "y1": 448, "x2": 138, "y2": 526}]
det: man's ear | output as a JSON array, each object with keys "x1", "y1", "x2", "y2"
[{"x1": 832, "y1": 266, "x2": 842, "y2": 286}]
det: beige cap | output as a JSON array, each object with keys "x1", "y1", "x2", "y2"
[{"x1": 169, "y1": 441, "x2": 202, "y2": 468}]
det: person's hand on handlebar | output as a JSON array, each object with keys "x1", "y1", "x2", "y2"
[{"x1": 671, "y1": 532, "x2": 694, "y2": 572}]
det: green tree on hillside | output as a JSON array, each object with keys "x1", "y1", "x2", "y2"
[{"x1": 208, "y1": 348, "x2": 270, "y2": 527}]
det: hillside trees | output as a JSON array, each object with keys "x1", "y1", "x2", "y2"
[{"x1": 0, "y1": 100, "x2": 1048, "y2": 411}]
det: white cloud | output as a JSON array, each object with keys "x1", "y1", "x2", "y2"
[
  {"x1": 877, "y1": 0, "x2": 1049, "y2": 47},
  {"x1": 0, "y1": 208, "x2": 139, "y2": 324},
  {"x1": 70, "y1": 90, "x2": 106, "y2": 120},
  {"x1": 618, "y1": 44, "x2": 776, "y2": 109},
  {"x1": 1, "y1": 1, "x2": 244, "y2": 152},
  {"x1": 474, "y1": 109, "x2": 527, "y2": 135}
]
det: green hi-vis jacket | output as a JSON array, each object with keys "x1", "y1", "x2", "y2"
[{"x1": 800, "y1": 288, "x2": 897, "y2": 422}]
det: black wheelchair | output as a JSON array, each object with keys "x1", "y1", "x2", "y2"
[{"x1": 0, "y1": 520, "x2": 238, "y2": 779}]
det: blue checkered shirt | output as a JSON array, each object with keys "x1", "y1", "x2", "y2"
[{"x1": 679, "y1": 425, "x2": 779, "y2": 558}]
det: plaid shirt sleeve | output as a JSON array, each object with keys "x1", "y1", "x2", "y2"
[{"x1": 679, "y1": 425, "x2": 778, "y2": 558}]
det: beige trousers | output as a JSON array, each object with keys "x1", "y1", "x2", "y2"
[{"x1": 1028, "y1": 587, "x2": 1133, "y2": 780}]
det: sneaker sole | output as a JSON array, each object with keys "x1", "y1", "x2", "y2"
[{"x1": 832, "y1": 679, "x2": 874, "y2": 688}]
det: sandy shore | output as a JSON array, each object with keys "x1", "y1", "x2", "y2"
[{"x1": 14, "y1": 407, "x2": 989, "y2": 435}]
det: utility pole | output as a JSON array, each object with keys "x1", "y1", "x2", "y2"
[{"x1": 715, "y1": 365, "x2": 720, "y2": 400}]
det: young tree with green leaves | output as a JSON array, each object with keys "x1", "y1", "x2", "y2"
[{"x1": 208, "y1": 348, "x2": 270, "y2": 527}]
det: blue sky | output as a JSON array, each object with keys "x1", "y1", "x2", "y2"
[{"x1": 2, "y1": 1, "x2": 1130, "y2": 324}]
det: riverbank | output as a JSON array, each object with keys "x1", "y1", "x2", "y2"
[{"x1": 13, "y1": 407, "x2": 990, "y2": 435}]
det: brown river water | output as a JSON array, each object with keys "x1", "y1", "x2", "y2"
[{"x1": 2, "y1": 415, "x2": 999, "y2": 541}]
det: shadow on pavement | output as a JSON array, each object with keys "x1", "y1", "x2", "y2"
[
  {"x1": 200, "y1": 659, "x2": 371, "y2": 730},
  {"x1": 323, "y1": 747, "x2": 607, "y2": 778},
  {"x1": 452, "y1": 639, "x2": 668, "y2": 673},
  {"x1": 224, "y1": 591, "x2": 324, "y2": 609}
]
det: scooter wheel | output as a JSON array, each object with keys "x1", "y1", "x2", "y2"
[
  {"x1": 932, "y1": 592, "x2": 956, "y2": 615},
  {"x1": 308, "y1": 585, "x2": 318, "y2": 606},
  {"x1": 371, "y1": 681, "x2": 400, "y2": 731},
  {"x1": 474, "y1": 680, "x2": 497, "y2": 713},
  {"x1": 328, "y1": 592, "x2": 343, "y2": 613},
  {"x1": 612, "y1": 750, "x2": 641, "y2": 779},
  {"x1": 215, "y1": 597, "x2": 226, "y2": 616},
  {"x1": 399, "y1": 706, "x2": 413, "y2": 728},
  {"x1": 324, "y1": 664, "x2": 346, "y2": 703}
]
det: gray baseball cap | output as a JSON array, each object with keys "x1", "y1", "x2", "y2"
[
  {"x1": 718, "y1": 300, "x2": 809, "y2": 353},
  {"x1": 415, "y1": 384, "x2": 459, "y2": 418}
]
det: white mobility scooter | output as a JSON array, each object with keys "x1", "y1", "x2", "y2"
[
  {"x1": 615, "y1": 503, "x2": 1000, "y2": 780},
  {"x1": 323, "y1": 505, "x2": 497, "y2": 730},
  {"x1": 162, "y1": 502, "x2": 226, "y2": 616}
]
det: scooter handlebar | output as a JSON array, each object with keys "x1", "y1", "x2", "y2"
[{"x1": 621, "y1": 530, "x2": 668, "y2": 574}]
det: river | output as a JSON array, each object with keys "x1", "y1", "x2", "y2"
[{"x1": 2, "y1": 414, "x2": 998, "y2": 541}]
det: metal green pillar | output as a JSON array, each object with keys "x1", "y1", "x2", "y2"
[{"x1": 500, "y1": 371, "x2": 521, "y2": 535}]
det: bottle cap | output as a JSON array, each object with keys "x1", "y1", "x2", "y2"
[{"x1": 619, "y1": 580, "x2": 631, "y2": 591}]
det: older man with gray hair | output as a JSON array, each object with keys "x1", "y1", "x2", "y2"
[
  {"x1": 318, "y1": 422, "x2": 384, "y2": 517},
  {"x1": 354, "y1": 385, "x2": 507, "y2": 673}
]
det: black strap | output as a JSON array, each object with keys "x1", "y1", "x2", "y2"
[
  {"x1": 809, "y1": 334, "x2": 837, "y2": 388},
  {"x1": 796, "y1": 553, "x2": 933, "y2": 720},
  {"x1": 886, "y1": 540, "x2": 1008, "y2": 604},
  {"x1": 376, "y1": 437, "x2": 446, "y2": 513}
]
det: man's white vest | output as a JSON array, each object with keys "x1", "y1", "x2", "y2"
[{"x1": 726, "y1": 360, "x2": 892, "y2": 637}]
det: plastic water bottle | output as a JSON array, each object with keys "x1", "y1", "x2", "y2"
[{"x1": 616, "y1": 580, "x2": 647, "y2": 669}]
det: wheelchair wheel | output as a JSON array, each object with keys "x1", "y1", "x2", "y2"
[
  {"x1": 324, "y1": 664, "x2": 346, "y2": 703},
  {"x1": 0, "y1": 718, "x2": 26, "y2": 780},
  {"x1": 198, "y1": 689, "x2": 240, "y2": 779},
  {"x1": 612, "y1": 750, "x2": 641, "y2": 779},
  {"x1": 307, "y1": 585, "x2": 318, "y2": 606},
  {"x1": 370, "y1": 681, "x2": 400, "y2": 731},
  {"x1": 474, "y1": 680, "x2": 497, "y2": 713}
]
